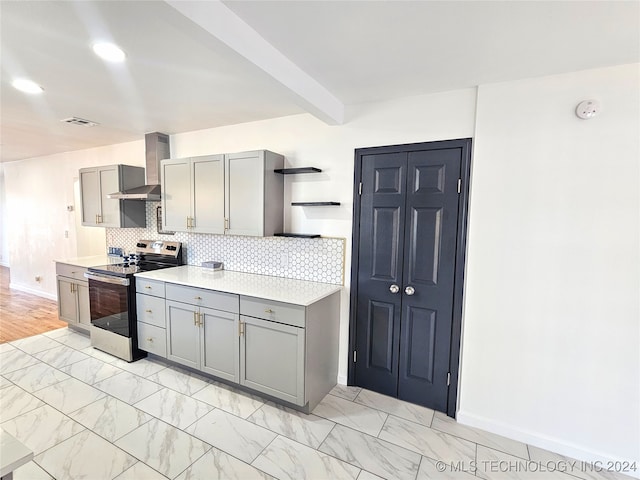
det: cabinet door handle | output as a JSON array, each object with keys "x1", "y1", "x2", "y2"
[
  {"x1": 186, "y1": 216, "x2": 190, "y2": 228},
  {"x1": 193, "y1": 311, "x2": 198, "y2": 326},
  {"x1": 224, "y1": 218, "x2": 229, "y2": 230},
  {"x1": 238, "y1": 321, "x2": 244, "y2": 336},
  {"x1": 69, "y1": 283, "x2": 73, "y2": 293},
  {"x1": 197, "y1": 312, "x2": 203, "y2": 327},
  {"x1": 264, "y1": 308, "x2": 274, "y2": 314},
  {"x1": 95, "y1": 214, "x2": 99, "y2": 224}
]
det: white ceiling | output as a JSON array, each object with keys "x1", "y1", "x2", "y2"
[{"x1": 1, "y1": 0, "x2": 638, "y2": 163}]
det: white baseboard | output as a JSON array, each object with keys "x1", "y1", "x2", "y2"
[
  {"x1": 456, "y1": 410, "x2": 640, "y2": 479},
  {"x1": 9, "y1": 282, "x2": 57, "y2": 301},
  {"x1": 337, "y1": 374, "x2": 348, "y2": 385}
]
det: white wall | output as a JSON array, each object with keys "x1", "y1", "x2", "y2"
[
  {"x1": 0, "y1": 165, "x2": 9, "y2": 266},
  {"x1": 459, "y1": 64, "x2": 639, "y2": 466},
  {"x1": 2, "y1": 141, "x2": 142, "y2": 298}
]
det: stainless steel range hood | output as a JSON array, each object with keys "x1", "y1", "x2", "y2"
[{"x1": 108, "y1": 132, "x2": 170, "y2": 201}]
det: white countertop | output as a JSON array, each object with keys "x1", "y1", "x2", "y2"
[
  {"x1": 135, "y1": 266, "x2": 342, "y2": 306},
  {"x1": 0, "y1": 428, "x2": 33, "y2": 477},
  {"x1": 55, "y1": 255, "x2": 121, "y2": 268}
]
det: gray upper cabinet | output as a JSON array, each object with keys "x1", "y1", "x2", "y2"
[
  {"x1": 161, "y1": 155, "x2": 225, "y2": 233},
  {"x1": 225, "y1": 150, "x2": 284, "y2": 237},
  {"x1": 161, "y1": 150, "x2": 283, "y2": 236},
  {"x1": 79, "y1": 165, "x2": 146, "y2": 228}
]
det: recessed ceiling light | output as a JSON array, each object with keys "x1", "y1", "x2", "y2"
[
  {"x1": 92, "y1": 42, "x2": 126, "y2": 62},
  {"x1": 12, "y1": 78, "x2": 44, "y2": 94}
]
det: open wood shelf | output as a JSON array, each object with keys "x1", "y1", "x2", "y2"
[
  {"x1": 274, "y1": 167, "x2": 322, "y2": 174},
  {"x1": 274, "y1": 233, "x2": 321, "y2": 239}
]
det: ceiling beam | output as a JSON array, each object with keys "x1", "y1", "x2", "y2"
[{"x1": 165, "y1": 0, "x2": 344, "y2": 125}]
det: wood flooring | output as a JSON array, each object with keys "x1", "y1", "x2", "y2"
[{"x1": 0, "y1": 266, "x2": 67, "y2": 343}]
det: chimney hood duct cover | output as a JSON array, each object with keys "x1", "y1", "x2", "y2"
[{"x1": 107, "y1": 132, "x2": 170, "y2": 201}]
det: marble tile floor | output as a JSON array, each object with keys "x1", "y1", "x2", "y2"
[{"x1": 0, "y1": 328, "x2": 634, "y2": 480}]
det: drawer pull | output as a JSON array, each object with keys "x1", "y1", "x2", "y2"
[
  {"x1": 145, "y1": 309, "x2": 152, "y2": 313},
  {"x1": 145, "y1": 286, "x2": 152, "y2": 289},
  {"x1": 194, "y1": 296, "x2": 202, "y2": 300},
  {"x1": 264, "y1": 308, "x2": 275, "y2": 314},
  {"x1": 146, "y1": 337, "x2": 153, "y2": 342}
]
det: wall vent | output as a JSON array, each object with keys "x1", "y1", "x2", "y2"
[{"x1": 61, "y1": 117, "x2": 99, "y2": 127}]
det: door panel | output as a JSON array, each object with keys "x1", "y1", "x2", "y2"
[
  {"x1": 162, "y1": 159, "x2": 191, "y2": 231},
  {"x1": 200, "y1": 306, "x2": 239, "y2": 382},
  {"x1": 226, "y1": 152, "x2": 263, "y2": 236},
  {"x1": 166, "y1": 301, "x2": 199, "y2": 369},
  {"x1": 354, "y1": 153, "x2": 406, "y2": 396},
  {"x1": 371, "y1": 207, "x2": 401, "y2": 280},
  {"x1": 397, "y1": 149, "x2": 461, "y2": 409},
  {"x1": 77, "y1": 283, "x2": 91, "y2": 327},
  {"x1": 192, "y1": 155, "x2": 224, "y2": 234},
  {"x1": 98, "y1": 167, "x2": 120, "y2": 227},
  {"x1": 57, "y1": 278, "x2": 77, "y2": 323},
  {"x1": 79, "y1": 169, "x2": 98, "y2": 226},
  {"x1": 354, "y1": 143, "x2": 463, "y2": 412},
  {"x1": 407, "y1": 207, "x2": 442, "y2": 285},
  {"x1": 239, "y1": 316, "x2": 305, "y2": 406}
]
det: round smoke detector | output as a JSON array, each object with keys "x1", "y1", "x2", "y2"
[{"x1": 576, "y1": 100, "x2": 601, "y2": 120}]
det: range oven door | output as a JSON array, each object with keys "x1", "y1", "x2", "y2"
[{"x1": 85, "y1": 272, "x2": 133, "y2": 337}]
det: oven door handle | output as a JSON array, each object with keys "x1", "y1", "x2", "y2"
[{"x1": 84, "y1": 272, "x2": 130, "y2": 286}]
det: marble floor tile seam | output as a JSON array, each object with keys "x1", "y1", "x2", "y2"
[
  {"x1": 425, "y1": 419, "x2": 531, "y2": 462},
  {"x1": 247, "y1": 433, "x2": 286, "y2": 477},
  {"x1": 316, "y1": 422, "x2": 429, "y2": 479}
]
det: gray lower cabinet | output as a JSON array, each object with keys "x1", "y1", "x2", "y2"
[
  {"x1": 137, "y1": 279, "x2": 339, "y2": 412},
  {"x1": 166, "y1": 300, "x2": 201, "y2": 369},
  {"x1": 56, "y1": 263, "x2": 90, "y2": 332},
  {"x1": 165, "y1": 285, "x2": 240, "y2": 382},
  {"x1": 239, "y1": 315, "x2": 305, "y2": 406}
]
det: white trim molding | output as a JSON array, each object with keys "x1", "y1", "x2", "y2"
[
  {"x1": 9, "y1": 282, "x2": 57, "y2": 301},
  {"x1": 456, "y1": 410, "x2": 640, "y2": 480}
]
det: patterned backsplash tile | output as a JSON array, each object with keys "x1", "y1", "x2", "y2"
[{"x1": 105, "y1": 202, "x2": 345, "y2": 285}]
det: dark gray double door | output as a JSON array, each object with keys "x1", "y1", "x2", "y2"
[{"x1": 352, "y1": 140, "x2": 468, "y2": 413}]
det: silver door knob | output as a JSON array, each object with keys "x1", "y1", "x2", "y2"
[
  {"x1": 389, "y1": 284, "x2": 400, "y2": 294},
  {"x1": 405, "y1": 286, "x2": 415, "y2": 295}
]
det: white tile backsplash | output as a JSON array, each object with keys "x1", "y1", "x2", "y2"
[{"x1": 105, "y1": 202, "x2": 344, "y2": 285}]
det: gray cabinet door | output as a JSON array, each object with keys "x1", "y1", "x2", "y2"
[
  {"x1": 162, "y1": 158, "x2": 191, "y2": 232},
  {"x1": 192, "y1": 155, "x2": 225, "y2": 234},
  {"x1": 79, "y1": 168, "x2": 99, "y2": 226},
  {"x1": 98, "y1": 166, "x2": 120, "y2": 227},
  {"x1": 166, "y1": 300, "x2": 200, "y2": 369},
  {"x1": 200, "y1": 307, "x2": 239, "y2": 382},
  {"x1": 76, "y1": 283, "x2": 91, "y2": 327},
  {"x1": 225, "y1": 151, "x2": 264, "y2": 236},
  {"x1": 57, "y1": 278, "x2": 77, "y2": 324},
  {"x1": 240, "y1": 315, "x2": 305, "y2": 406}
]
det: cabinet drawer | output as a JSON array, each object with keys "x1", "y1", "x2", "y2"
[
  {"x1": 137, "y1": 322, "x2": 167, "y2": 357},
  {"x1": 240, "y1": 296, "x2": 305, "y2": 328},
  {"x1": 136, "y1": 278, "x2": 165, "y2": 298},
  {"x1": 166, "y1": 283, "x2": 238, "y2": 313},
  {"x1": 56, "y1": 263, "x2": 88, "y2": 281},
  {"x1": 136, "y1": 294, "x2": 166, "y2": 328}
]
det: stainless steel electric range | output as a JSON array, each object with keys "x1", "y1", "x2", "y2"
[{"x1": 85, "y1": 240, "x2": 183, "y2": 362}]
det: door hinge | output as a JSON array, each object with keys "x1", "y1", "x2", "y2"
[
  {"x1": 358, "y1": 182, "x2": 362, "y2": 195},
  {"x1": 457, "y1": 179, "x2": 461, "y2": 194},
  {"x1": 353, "y1": 351, "x2": 357, "y2": 362},
  {"x1": 447, "y1": 372, "x2": 451, "y2": 386}
]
